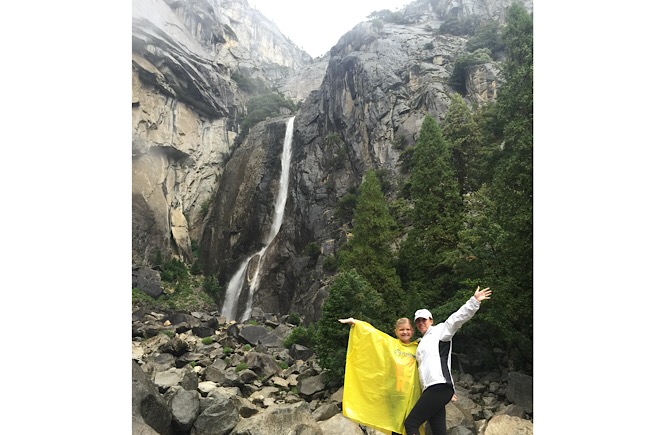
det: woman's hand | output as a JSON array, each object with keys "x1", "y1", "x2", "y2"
[
  {"x1": 338, "y1": 317, "x2": 356, "y2": 324},
  {"x1": 473, "y1": 286, "x2": 492, "y2": 302}
]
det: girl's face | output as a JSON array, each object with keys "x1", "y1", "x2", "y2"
[{"x1": 395, "y1": 323, "x2": 414, "y2": 344}]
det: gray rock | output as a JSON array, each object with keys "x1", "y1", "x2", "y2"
[
  {"x1": 193, "y1": 397, "x2": 241, "y2": 435},
  {"x1": 230, "y1": 402, "x2": 323, "y2": 435},
  {"x1": 131, "y1": 361, "x2": 172, "y2": 435},
  {"x1": 169, "y1": 387, "x2": 200, "y2": 431},
  {"x1": 132, "y1": 268, "x2": 163, "y2": 298},
  {"x1": 505, "y1": 372, "x2": 533, "y2": 413},
  {"x1": 484, "y1": 414, "x2": 533, "y2": 435},
  {"x1": 298, "y1": 374, "x2": 326, "y2": 397}
]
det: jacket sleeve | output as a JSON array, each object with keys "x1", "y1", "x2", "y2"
[{"x1": 437, "y1": 296, "x2": 480, "y2": 341}]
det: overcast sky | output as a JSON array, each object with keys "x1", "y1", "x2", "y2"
[{"x1": 249, "y1": 0, "x2": 413, "y2": 58}]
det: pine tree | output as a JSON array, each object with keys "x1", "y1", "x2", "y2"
[
  {"x1": 314, "y1": 269, "x2": 388, "y2": 385},
  {"x1": 453, "y1": 3, "x2": 533, "y2": 370},
  {"x1": 441, "y1": 93, "x2": 484, "y2": 194},
  {"x1": 338, "y1": 170, "x2": 404, "y2": 320},
  {"x1": 398, "y1": 114, "x2": 463, "y2": 307}
]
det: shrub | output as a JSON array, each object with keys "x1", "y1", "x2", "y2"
[
  {"x1": 202, "y1": 275, "x2": 222, "y2": 299},
  {"x1": 283, "y1": 325, "x2": 315, "y2": 349},
  {"x1": 160, "y1": 258, "x2": 189, "y2": 283},
  {"x1": 304, "y1": 242, "x2": 321, "y2": 258},
  {"x1": 286, "y1": 312, "x2": 302, "y2": 326},
  {"x1": 438, "y1": 15, "x2": 481, "y2": 36},
  {"x1": 201, "y1": 336, "x2": 214, "y2": 345},
  {"x1": 243, "y1": 344, "x2": 252, "y2": 351},
  {"x1": 334, "y1": 192, "x2": 358, "y2": 222},
  {"x1": 240, "y1": 92, "x2": 296, "y2": 136},
  {"x1": 466, "y1": 21, "x2": 504, "y2": 57},
  {"x1": 323, "y1": 254, "x2": 338, "y2": 273},
  {"x1": 314, "y1": 270, "x2": 390, "y2": 384},
  {"x1": 235, "y1": 362, "x2": 248, "y2": 372}
]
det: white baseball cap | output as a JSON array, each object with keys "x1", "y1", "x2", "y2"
[{"x1": 414, "y1": 309, "x2": 432, "y2": 321}]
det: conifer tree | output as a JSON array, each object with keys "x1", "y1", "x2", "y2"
[
  {"x1": 441, "y1": 93, "x2": 484, "y2": 194},
  {"x1": 338, "y1": 170, "x2": 404, "y2": 320},
  {"x1": 314, "y1": 269, "x2": 388, "y2": 384},
  {"x1": 398, "y1": 114, "x2": 463, "y2": 307},
  {"x1": 452, "y1": 3, "x2": 533, "y2": 369}
]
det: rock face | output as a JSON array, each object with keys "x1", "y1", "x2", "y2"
[
  {"x1": 132, "y1": 0, "x2": 533, "y2": 320},
  {"x1": 131, "y1": 306, "x2": 533, "y2": 434},
  {"x1": 132, "y1": 0, "x2": 316, "y2": 267}
]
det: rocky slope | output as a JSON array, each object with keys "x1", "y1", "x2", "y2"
[{"x1": 132, "y1": 306, "x2": 533, "y2": 434}]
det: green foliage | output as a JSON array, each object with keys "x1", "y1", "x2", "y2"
[
  {"x1": 388, "y1": 197, "x2": 413, "y2": 227},
  {"x1": 448, "y1": 49, "x2": 493, "y2": 95},
  {"x1": 231, "y1": 71, "x2": 268, "y2": 94},
  {"x1": 243, "y1": 344, "x2": 252, "y2": 351},
  {"x1": 132, "y1": 287, "x2": 156, "y2": 304},
  {"x1": 367, "y1": 9, "x2": 409, "y2": 24},
  {"x1": 199, "y1": 197, "x2": 212, "y2": 218},
  {"x1": 277, "y1": 360, "x2": 289, "y2": 370},
  {"x1": 286, "y1": 312, "x2": 302, "y2": 326},
  {"x1": 391, "y1": 135, "x2": 409, "y2": 151},
  {"x1": 324, "y1": 132, "x2": 343, "y2": 147},
  {"x1": 240, "y1": 92, "x2": 296, "y2": 136},
  {"x1": 201, "y1": 336, "x2": 214, "y2": 345},
  {"x1": 334, "y1": 192, "x2": 358, "y2": 222},
  {"x1": 133, "y1": 266, "x2": 217, "y2": 313},
  {"x1": 323, "y1": 254, "x2": 338, "y2": 272},
  {"x1": 202, "y1": 275, "x2": 222, "y2": 299},
  {"x1": 338, "y1": 170, "x2": 405, "y2": 320},
  {"x1": 190, "y1": 260, "x2": 203, "y2": 276},
  {"x1": 223, "y1": 346, "x2": 232, "y2": 354},
  {"x1": 283, "y1": 325, "x2": 315, "y2": 348},
  {"x1": 427, "y1": 3, "x2": 533, "y2": 371},
  {"x1": 466, "y1": 21, "x2": 505, "y2": 57},
  {"x1": 441, "y1": 94, "x2": 484, "y2": 194},
  {"x1": 160, "y1": 329, "x2": 175, "y2": 338},
  {"x1": 235, "y1": 362, "x2": 249, "y2": 372},
  {"x1": 322, "y1": 133, "x2": 347, "y2": 172},
  {"x1": 154, "y1": 250, "x2": 163, "y2": 267},
  {"x1": 160, "y1": 258, "x2": 189, "y2": 283},
  {"x1": 304, "y1": 242, "x2": 321, "y2": 258},
  {"x1": 398, "y1": 114, "x2": 462, "y2": 308},
  {"x1": 438, "y1": 15, "x2": 481, "y2": 36},
  {"x1": 313, "y1": 270, "x2": 389, "y2": 384}
]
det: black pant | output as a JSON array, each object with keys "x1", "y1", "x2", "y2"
[{"x1": 404, "y1": 383, "x2": 455, "y2": 435}]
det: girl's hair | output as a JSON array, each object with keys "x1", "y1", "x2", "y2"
[{"x1": 394, "y1": 317, "x2": 412, "y2": 330}]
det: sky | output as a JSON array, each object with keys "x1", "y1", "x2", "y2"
[{"x1": 249, "y1": 0, "x2": 413, "y2": 58}]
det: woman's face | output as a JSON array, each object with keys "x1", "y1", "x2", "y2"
[
  {"x1": 415, "y1": 317, "x2": 432, "y2": 335},
  {"x1": 395, "y1": 323, "x2": 414, "y2": 344}
]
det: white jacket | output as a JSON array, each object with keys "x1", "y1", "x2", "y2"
[{"x1": 415, "y1": 296, "x2": 481, "y2": 391}]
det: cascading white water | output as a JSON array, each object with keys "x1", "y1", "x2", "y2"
[{"x1": 220, "y1": 116, "x2": 295, "y2": 321}]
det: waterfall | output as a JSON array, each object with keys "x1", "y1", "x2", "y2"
[{"x1": 221, "y1": 116, "x2": 295, "y2": 321}]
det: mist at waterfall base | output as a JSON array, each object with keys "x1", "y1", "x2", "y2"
[{"x1": 220, "y1": 117, "x2": 295, "y2": 322}]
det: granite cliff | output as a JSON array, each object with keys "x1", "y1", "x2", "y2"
[{"x1": 132, "y1": 0, "x2": 533, "y2": 322}]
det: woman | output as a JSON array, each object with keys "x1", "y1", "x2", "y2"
[
  {"x1": 338, "y1": 317, "x2": 425, "y2": 435},
  {"x1": 403, "y1": 286, "x2": 492, "y2": 435}
]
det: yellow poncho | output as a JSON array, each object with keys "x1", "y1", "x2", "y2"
[{"x1": 342, "y1": 320, "x2": 425, "y2": 435}]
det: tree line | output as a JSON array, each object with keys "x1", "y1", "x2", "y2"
[{"x1": 298, "y1": 3, "x2": 533, "y2": 385}]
